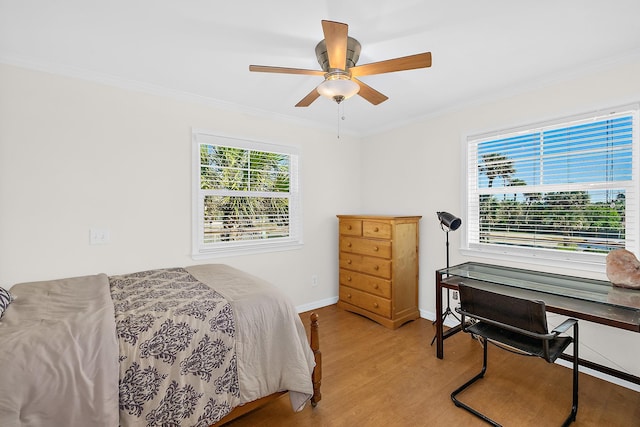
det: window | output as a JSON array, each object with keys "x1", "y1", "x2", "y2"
[
  {"x1": 192, "y1": 131, "x2": 302, "y2": 258},
  {"x1": 463, "y1": 105, "x2": 639, "y2": 269}
]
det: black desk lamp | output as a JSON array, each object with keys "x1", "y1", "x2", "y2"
[
  {"x1": 437, "y1": 211, "x2": 461, "y2": 267},
  {"x1": 431, "y1": 211, "x2": 462, "y2": 345}
]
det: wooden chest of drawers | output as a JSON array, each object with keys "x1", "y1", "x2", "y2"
[{"x1": 337, "y1": 215, "x2": 421, "y2": 329}]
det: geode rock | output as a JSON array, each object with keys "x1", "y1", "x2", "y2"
[{"x1": 606, "y1": 249, "x2": 640, "y2": 289}]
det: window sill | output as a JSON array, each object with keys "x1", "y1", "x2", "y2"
[
  {"x1": 192, "y1": 241, "x2": 303, "y2": 260},
  {"x1": 460, "y1": 247, "x2": 607, "y2": 276}
]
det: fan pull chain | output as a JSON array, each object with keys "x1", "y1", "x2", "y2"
[
  {"x1": 337, "y1": 102, "x2": 347, "y2": 139},
  {"x1": 337, "y1": 103, "x2": 341, "y2": 139}
]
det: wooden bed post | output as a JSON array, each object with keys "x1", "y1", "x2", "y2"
[{"x1": 310, "y1": 312, "x2": 322, "y2": 407}]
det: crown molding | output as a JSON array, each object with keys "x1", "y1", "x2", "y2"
[{"x1": 0, "y1": 54, "x2": 362, "y2": 139}]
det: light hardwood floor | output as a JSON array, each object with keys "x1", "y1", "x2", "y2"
[{"x1": 226, "y1": 304, "x2": 640, "y2": 427}]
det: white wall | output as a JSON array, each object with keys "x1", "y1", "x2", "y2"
[
  {"x1": 0, "y1": 63, "x2": 361, "y2": 309},
  {"x1": 360, "y1": 58, "x2": 640, "y2": 384},
  {"x1": 3, "y1": 58, "x2": 640, "y2": 387}
]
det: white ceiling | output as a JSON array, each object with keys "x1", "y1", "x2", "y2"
[{"x1": 1, "y1": 1, "x2": 640, "y2": 137}]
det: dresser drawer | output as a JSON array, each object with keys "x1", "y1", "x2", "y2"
[
  {"x1": 340, "y1": 237, "x2": 392, "y2": 258},
  {"x1": 360, "y1": 256, "x2": 391, "y2": 279},
  {"x1": 339, "y1": 219, "x2": 362, "y2": 236},
  {"x1": 340, "y1": 286, "x2": 392, "y2": 318},
  {"x1": 339, "y1": 252, "x2": 391, "y2": 279},
  {"x1": 363, "y1": 221, "x2": 392, "y2": 239},
  {"x1": 339, "y1": 252, "x2": 362, "y2": 270},
  {"x1": 339, "y1": 269, "x2": 391, "y2": 298}
]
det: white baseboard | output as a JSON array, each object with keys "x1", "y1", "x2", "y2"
[
  {"x1": 554, "y1": 358, "x2": 640, "y2": 392},
  {"x1": 296, "y1": 296, "x2": 338, "y2": 314},
  {"x1": 420, "y1": 309, "x2": 435, "y2": 321}
]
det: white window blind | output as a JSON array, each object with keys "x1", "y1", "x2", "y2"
[
  {"x1": 192, "y1": 131, "x2": 302, "y2": 258},
  {"x1": 464, "y1": 105, "x2": 639, "y2": 268}
]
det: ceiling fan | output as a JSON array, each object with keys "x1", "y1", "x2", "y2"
[{"x1": 249, "y1": 20, "x2": 432, "y2": 107}]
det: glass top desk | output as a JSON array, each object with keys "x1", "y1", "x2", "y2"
[{"x1": 435, "y1": 262, "x2": 640, "y2": 384}]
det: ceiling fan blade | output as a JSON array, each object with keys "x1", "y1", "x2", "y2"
[
  {"x1": 354, "y1": 78, "x2": 388, "y2": 105},
  {"x1": 350, "y1": 52, "x2": 432, "y2": 77},
  {"x1": 321, "y1": 20, "x2": 348, "y2": 70},
  {"x1": 249, "y1": 65, "x2": 325, "y2": 76},
  {"x1": 295, "y1": 88, "x2": 321, "y2": 107}
]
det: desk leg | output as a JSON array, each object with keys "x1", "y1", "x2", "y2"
[{"x1": 436, "y1": 271, "x2": 444, "y2": 359}]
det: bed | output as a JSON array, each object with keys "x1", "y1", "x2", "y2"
[{"x1": 0, "y1": 264, "x2": 321, "y2": 427}]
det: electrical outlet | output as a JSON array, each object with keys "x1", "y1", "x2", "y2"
[
  {"x1": 452, "y1": 291, "x2": 459, "y2": 300},
  {"x1": 90, "y1": 228, "x2": 111, "y2": 245},
  {"x1": 311, "y1": 275, "x2": 318, "y2": 287}
]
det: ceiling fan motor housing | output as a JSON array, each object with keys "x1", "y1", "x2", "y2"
[{"x1": 315, "y1": 36, "x2": 361, "y2": 71}]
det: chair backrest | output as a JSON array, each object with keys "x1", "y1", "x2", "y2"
[{"x1": 458, "y1": 284, "x2": 549, "y2": 335}]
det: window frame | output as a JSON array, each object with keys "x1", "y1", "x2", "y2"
[
  {"x1": 192, "y1": 130, "x2": 303, "y2": 259},
  {"x1": 461, "y1": 104, "x2": 640, "y2": 272}
]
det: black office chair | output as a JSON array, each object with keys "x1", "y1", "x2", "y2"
[{"x1": 452, "y1": 283, "x2": 579, "y2": 427}]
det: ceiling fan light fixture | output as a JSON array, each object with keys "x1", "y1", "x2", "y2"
[{"x1": 316, "y1": 71, "x2": 360, "y2": 104}]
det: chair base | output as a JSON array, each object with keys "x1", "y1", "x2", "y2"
[{"x1": 451, "y1": 337, "x2": 578, "y2": 427}]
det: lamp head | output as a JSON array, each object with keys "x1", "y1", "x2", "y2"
[{"x1": 437, "y1": 211, "x2": 461, "y2": 231}]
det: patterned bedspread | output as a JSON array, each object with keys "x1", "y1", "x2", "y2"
[{"x1": 110, "y1": 268, "x2": 240, "y2": 427}]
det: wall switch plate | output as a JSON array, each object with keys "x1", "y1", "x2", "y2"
[
  {"x1": 311, "y1": 275, "x2": 318, "y2": 287},
  {"x1": 90, "y1": 228, "x2": 110, "y2": 245}
]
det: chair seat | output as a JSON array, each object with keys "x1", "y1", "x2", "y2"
[{"x1": 468, "y1": 322, "x2": 572, "y2": 362}]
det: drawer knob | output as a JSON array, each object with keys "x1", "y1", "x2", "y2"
[
  {"x1": 373, "y1": 302, "x2": 379, "y2": 308},
  {"x1": 374, "y1": 227, "x2": 379, "y2": 232},
  {"x1": 373, "y1": 284, "x2": 379, "y2": 289},
  {"x1": 347, "y1": 225, "x2": 352, "y2": 230},
  {"x1": 347, "y1": 276, "x2": 352, "y2": 281},
  {"x1": 347, "y1": 259, "x2": 352, "y2": 264},
  {"x1": 347, "y1": 242, "x2": 352, "y2": 247},
  {"x1": 347, "y1": 294, "x2": 352, "y2": 299},
  {"x1": 374, "y1": 265, "x2": 379, "y2": 270},
  {"x1": 374, "y1": 246, "x2": 379, "y2": 251}
]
